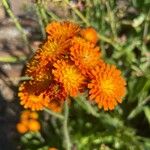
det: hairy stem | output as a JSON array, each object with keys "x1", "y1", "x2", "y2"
[
  {"x1": 35, "y1": 1, "x2": 46, "y2": 39},
  {"x1": 105, "y1": 1, "x2": 117, "y2": 40},
  {"x1": 44, "y1": 108, "x2": 64, "y2": 120},
  {"x1": 63, "y1": 100, "x2": 72, "y2": 150}
]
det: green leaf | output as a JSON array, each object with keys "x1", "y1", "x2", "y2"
[
  {"x1": 144, "y1": 106, "x2": 150, "y2": 124},
  {"x1": 128, "y1": 106, "x2": 143, "y2": 120}
]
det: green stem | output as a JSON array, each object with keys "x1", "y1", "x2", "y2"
[
  {"x1": 64, "y1": 0, "x2": 90, "y2": 26},
  {"x1": 44, "y1": 108, "x2": 64, "y2": 120},
  {"x1": 5, "y1": 76, "x2": 32, "y2": 82},
  {"x1": 47, "y1": 10, "x2": 60, "y2": 21},
  {"x1": 40, "y1": 5, "x2": 49, "y2": 24},
  {"x1": 2, "y1": 0, "x2": 32, "y2": 52},
  {"x1": 35, "y1": 1, "x2": 46, "y2": 39},
  {"x1": 76, "y1": 96, "x2": 99, "y2": 118},
  {"x1": 105, "y1": 1, "x2": 117, "y2": 40},
  {"x1": 142, "y1": 9, "x2": 150, "y2": 44},
  {"x1": 63, "y1": 100, "x2": 72, "y2": 150},
  {"x1": 0, "y1": 56, "x2": 26, "y2": 63},
  {"x1": 128, "y1": 95, "x2": 150, "y2": 120}
]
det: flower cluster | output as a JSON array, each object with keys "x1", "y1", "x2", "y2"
[
  {"x1": 18, "y1": 21, "x2": 126, "y2": 111},
  {"x1": 16, "y1": 110, "x2": 41, "y2": 134}
]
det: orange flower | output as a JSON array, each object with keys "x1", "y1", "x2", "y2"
[
  {"x1": 88, "y1": 64, "x2": 126, "y2": 110},
  {"x1": 70, "y1": 37, "x2": 102, "y2": 75},
  {"x1": 18, "y1": 81, "x2": 49, "y2": 111},
  {"x1": 26, "y1": 58, "x2": 52, "y2": 94},
  {"x1": 26, "y1": 56, "x2": 52, "y2": 83},
  {"x1": 52, "y1": 60, "x2": 86, "y2": 96},
  {"x1": 16, "y1": 122, "x2": 28, "y2": 134},
  {"x1": 18, "y1": 21, "x2": 126, "y2": 113},
  {"x1": 28, "y1": 119, "x2": 41, "y2": 131},
  {"x1": 44, "y1": 82, "x2": 67, "y2": 112},
  {"x1": 80, "y1": 27, "x2": 98, "y2": 44},
  {"x1": 46, "y1": 21, "x2": 80, "y2": 40},
  {"x1": 35, "y1": 38, "x2": 70, "y2": 63}
]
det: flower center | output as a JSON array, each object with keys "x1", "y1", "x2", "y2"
[
  {"x1": 101, "y1": 79, "x2": 114, "y2": 95},
  {"x1": 63, "y1": 67, "x2": 78, "y2": 84}
]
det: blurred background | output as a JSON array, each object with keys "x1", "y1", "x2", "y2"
[{"x1": 0, "y1": 0, "x2": 150, "y2": 150}]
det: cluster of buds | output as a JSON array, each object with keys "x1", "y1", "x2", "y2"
[{"x1": 16, "y1": 110, "x2": 40, "y2": 134}]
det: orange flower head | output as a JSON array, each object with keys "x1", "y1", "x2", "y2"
[
  {"x1": 16, "y1": 122, "x2": 28, "y2": 134},
  {"x1": 52, "y1": 60, "x2": 86, "y2": 96},
  {"x1": 80, "y1": 27, "x2": 98, "y2": 44},
  {"x1": 26, "y1": 56, "x2": 52, "y2": 83},
  {"x1": 70, "y1": 37, "x2": 102, "y2": 75},
  {"x1": 18, "y1": 81, "x2": 50, "y2": 111},
  {"x1": 88, "y1": 64, "x2": 126, "y2": 110},
  {"x1": 28, "y1": 119, "x2": 41, "y2": 131},
  {"x1": 46, "y1": 21, "x2": 80, "y2": 40},
  {"x1": 36, "y1": 38, "x2": 70, "y2": 63},
  {"x1": 44, "y1": 82, "x2": 67, "y2": 112}
]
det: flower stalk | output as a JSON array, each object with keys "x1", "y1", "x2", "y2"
[
  {"x1": 44, "y1": 108, "x2": 64, "y2": 120},
  {"x1": 34, "y1": 1, "x2": 46, "y2": 39},
  {"x1": 63, "y1": 100, "x2": 72, "y2": 150}
]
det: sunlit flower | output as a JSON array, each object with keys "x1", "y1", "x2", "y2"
[
  {"x1": 88, "y1": 64, "x2": 126, "y2": 110},
  {"x1": 70, "y1": 37, "x2": 102, "y2": 75},
  {"x1": 18, "y1": 81, "x2": 49, "y2": 111},
  {"x1": 26, "y1": 56, "x2": 52, "y2": 83},
  {"x1": 46, "y1": 21, "x2": 80, "y2": 40},
  {"x1": 18, "y1": 20, "x2": 126, "y2": 112},
  {"x1": 35, "y1": 38, "x2": 70, "y2": 63},
  {"x1": 80, "y1": 27, "x2": 98, "y2": 44},
  {"x1": 52, "y1": 60, "x2": 86, "y2": 96}
]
